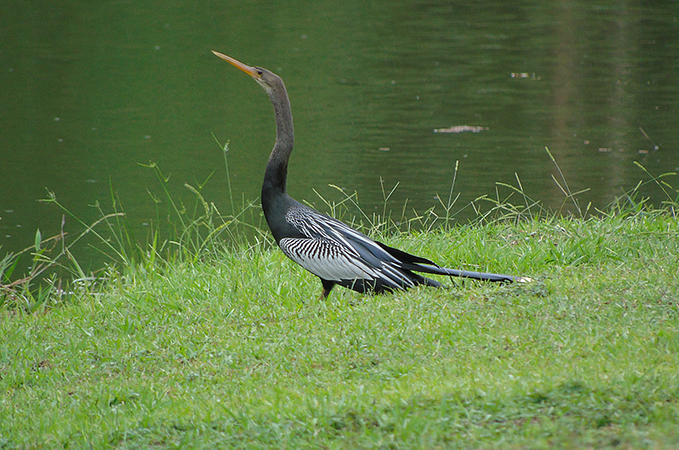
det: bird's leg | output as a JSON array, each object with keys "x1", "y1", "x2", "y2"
[{"x1": 320, "y1": 279, "x2": 336, "y2": 300}]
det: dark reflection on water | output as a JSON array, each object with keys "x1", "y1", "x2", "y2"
[{"x1": 1, "y1": 1, "x2": 677, "y2": 265}]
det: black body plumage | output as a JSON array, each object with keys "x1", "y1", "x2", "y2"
[{"x1": 212, "y1": 51, "x2": 527, "y2": 298}]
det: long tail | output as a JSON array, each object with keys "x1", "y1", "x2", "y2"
[
  {"x1": 375, "y1": 241, "x2": 531, "y2": 284},
  {"x1": 413, "y1": 264, "x2": 531, "y2": 284}
]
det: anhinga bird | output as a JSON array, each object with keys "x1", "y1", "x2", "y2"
[{"x1": 213, "y1": 51, "x2": 529, "y2": 298}]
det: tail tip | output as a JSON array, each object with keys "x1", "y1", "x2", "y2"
[{"x1": 514, "y1": 276, "x2": 533, "y2": 283}]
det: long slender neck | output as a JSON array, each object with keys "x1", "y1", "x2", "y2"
[{"x1": 262, "y1": 81, "x2": 294, "y2": 200}]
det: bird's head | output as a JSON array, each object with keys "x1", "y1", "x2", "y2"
[{"x1": 212, "y1": 50, "x2": 281, "y2": 94}]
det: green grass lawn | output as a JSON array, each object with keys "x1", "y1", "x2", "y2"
[{"x1": 1, "y1": 208, "x2": 678, "y2": 448}]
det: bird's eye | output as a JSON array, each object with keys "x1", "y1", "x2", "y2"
[{"x1": 257, "y1": 69, "x2": 263, "y2": 76}]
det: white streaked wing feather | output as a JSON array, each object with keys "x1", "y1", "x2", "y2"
[
  {"x1": 281, "y1": 206, "x2": 418, "y2": 288},
  {"x1": 279, "y1": 237, "x2": 379, "y2": 281},
  {"x1": 286, "y1": 207, "x2": 400, "y2": 264}
]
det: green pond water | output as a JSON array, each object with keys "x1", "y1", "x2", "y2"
[{"x1": 1, "y1": 1, "x2": 677, "y2": 267}]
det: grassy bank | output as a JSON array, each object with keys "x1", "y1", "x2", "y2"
[{"x1": 1, "y1": 202, "x2": 678, "y2": 448}]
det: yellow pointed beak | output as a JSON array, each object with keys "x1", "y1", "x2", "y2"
[{"x1": 212, "y1": 50, "x2": 259, "y2": 78}]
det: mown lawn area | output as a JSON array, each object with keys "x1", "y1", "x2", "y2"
[{"x1": 1, "y1": 209, "x2": 678, "y2": 448}]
